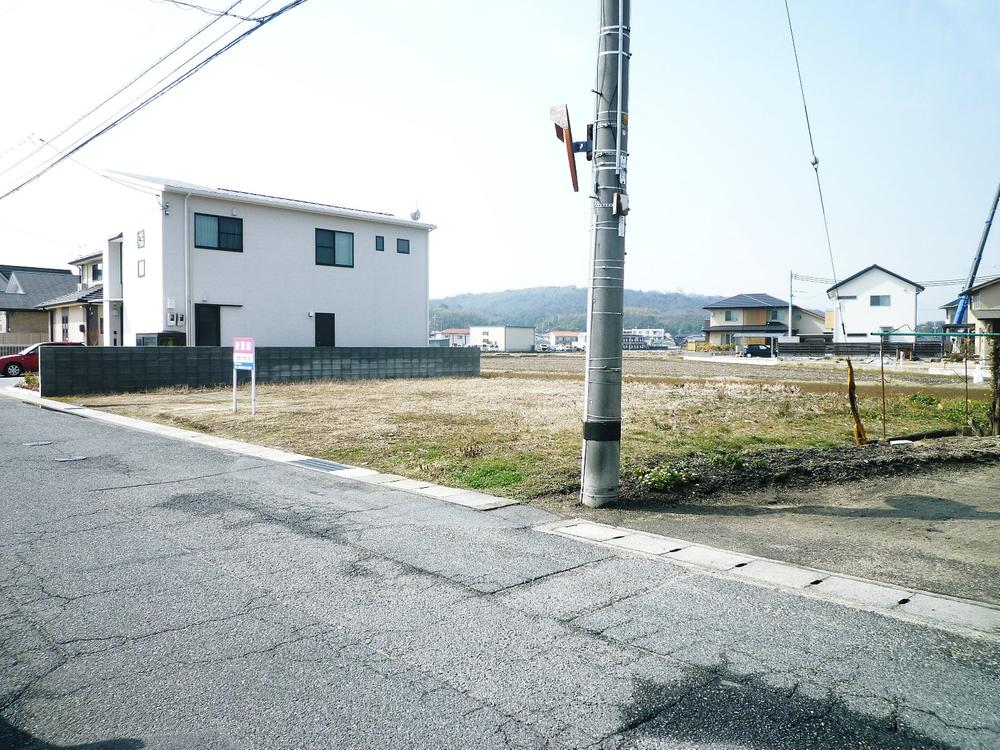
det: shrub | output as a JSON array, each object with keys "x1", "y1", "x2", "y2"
[
  {"x1": 908, "y1": 392, "x2": 939, "y2": 408},
  {"x1": 18, "y1": 372, "x2": 39, "y2": 391},
  {"x1": 637, "y1": 464, "x2": 699, "y2": 492}
]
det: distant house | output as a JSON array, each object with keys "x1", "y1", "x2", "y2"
[
  {"x1": 470, "y1": 325, "x2": 535, "y2": 352},
  {"x1": 703, "y1": 293, "x2": 825, "y2": 348},
  {"x1": 624, "y1": 328, "x2": 676, "y2": 349},
  {"x1": 826, "y1": 265, "x2": 923, "y2": 344},
  {"x1": 958, "y1": 277, "x2": 1000, "y2": 358},
  {"x1": 35, "y1": 252, "x2": 108, "y2": 345},
  {"x1": 0, "y1": 264, "x2": 79, "y2": 347},
  {"x1": 439, "y1": 327, "x2": 470, "y2": 347},
  {"x1": 543, "y1": 330, "x2": 585, "y2": 348}
]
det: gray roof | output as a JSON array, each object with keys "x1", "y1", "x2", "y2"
[
  {"x1": 0, "y1": 266, "x2": 79, "y2": 312},
  {"x1": 36, "y1": 283, "x2": 103, "y2": 309},
  {"x1": 704, "y1": 293, "x2": 788, "y2": 310},
  {"x1": 111, "y1": 172, "x2": 437, "y2": 231},
  {"x1": 826, "y1": 264, "x2": 925, "y2": 294}
]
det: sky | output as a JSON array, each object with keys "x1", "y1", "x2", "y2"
[{"x1": 0, "y1": 0, "x2": 997, "y2": 320}]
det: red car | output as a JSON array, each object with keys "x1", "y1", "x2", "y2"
[{"x1": 0, "y1": 342, "x2": 85, "y2": 377}]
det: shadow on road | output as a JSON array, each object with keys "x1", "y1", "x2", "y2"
[
  {"x1": 658, "y1": 495, "x2": 1000, "y2": 523},
  {"x1": 0, "y1": 717, "x2": 144, "y2": 750},
  {"x1": 621, "y1": 672, "x2": 962, "y2": 749}
]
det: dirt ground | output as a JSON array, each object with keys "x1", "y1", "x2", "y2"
[
  {"x1": 545, "y1": 463, "x2": 1000, "y2": 606},
  {"x1": 68, "y1": 354, "x2": 1000, "y2": 605}
]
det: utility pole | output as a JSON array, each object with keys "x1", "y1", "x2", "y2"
[
  {"x1": 788, "y1": 270, "x2": 794, "y2": 337},
  {"x1": 581, "y1": 0, "x2": 631, "y2": 507},
  {"x1": 549, "y1": 0, "x2": 631, "y2": 507}
]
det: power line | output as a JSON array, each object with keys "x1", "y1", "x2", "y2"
[
  {"x1": 3, "y1": 0, "x2": 269, "y2": 191},
  {"x1": 0, "y1": 0, "x2": 247, "y2": 181},
  {"x1": 784, "y1": 0, "x2": 847, "y2": 338},
  {"x1": 151, "y1": 0, "x2": 257, "y2": 21},
  {"x1": 792, "y1": 271, "x2": 1000, "y2": 288},
  {"x1": 0, "y1": 0, "x2": 309, "y2": 203}
]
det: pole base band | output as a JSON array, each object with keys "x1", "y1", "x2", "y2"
[{"x1": 583, "y1": 420, "x2": 621, "y2": 441}]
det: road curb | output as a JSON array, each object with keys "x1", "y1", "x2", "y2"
[
  {"x1": 537, "y1": 518, "x2": 1000, "y2": 643},
  {"x1": 0, "y1": 386, "x2": 517, "y2": 512}
]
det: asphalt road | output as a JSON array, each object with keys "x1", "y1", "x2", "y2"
[{"x1": 1, "y1": 394, "x2": 999, "y2": 749}]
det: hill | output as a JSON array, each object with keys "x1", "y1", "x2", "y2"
[{"x1": 430, "y1": 286, "x2": 720, "y2": 337}]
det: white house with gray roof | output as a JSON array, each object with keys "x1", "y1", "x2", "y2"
[
  {"x1": 91, "y1": 174, "x2": 435, "y2": 348},
  {"x1": 826, "y1": 265, "x2": 923, "y2": 344}
]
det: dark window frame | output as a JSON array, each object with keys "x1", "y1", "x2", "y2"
[
  {"x1": 396, "y1": 238, "x2": 410, "y2": 255},
  {"x1": 194, "y1": 213, "x2": 244, "y2": 252},
  {"x1": 375, "y1": 235, "x2": 385, "y2": 252},
  {"x1": 315, "y1": 228, "x2": 355, "y2": 268}
]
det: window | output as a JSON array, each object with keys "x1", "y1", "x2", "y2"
[
  {"x1": 375, "y1": 235, "x2": 385, "y2": 252},
  {"x1": 315, "y1": 229, "x2": 354, "y2": 267},
  {"x1": 870, "y1": 295, "x2": 891, "y2": 307},
  {"x1": 724, "y1": 310, "x2": 736, "y2": 321},
  {"x1": 397, "y1": 238, "x2": 410, "y2": 254},
  {"x1": 194, "y1": 213, "x2": 243, "y2": 251},
  {"x1": 60, "y1": 310, "x2": 69, "y2": 341},
  {"x1": 769, "y1": 309, "x2": 780, "y2": 320},
  {"x1": 92, "y1": 263, "x2": 102, "y2": 282},
  {"x1": 137, "y1": 259, "x2": 145, "y2": 278}
]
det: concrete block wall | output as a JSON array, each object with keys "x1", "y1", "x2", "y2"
[{"x1": 39, "y1": 346, "x2": 481, "y2": 397}]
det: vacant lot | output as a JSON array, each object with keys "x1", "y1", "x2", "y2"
[
  {"x1": 68, "y1": 354, "x2": 1000, "y2": 602},
  {"x1": 72, "y1": 353, "x2": 996, "y2": 501}
]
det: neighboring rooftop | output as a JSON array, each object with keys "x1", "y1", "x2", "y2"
[
  {"x1": 36, "y1": 283, "x2": 104, "y2": 310},
  {"x1": 826, "y1": 264, "x2": 925, "y2": 294},
  {"x1": 110, "y1": 172, "x2": 437, "y2": 231},
  {"x1": 704, "y1": 293, "x2": 788, "y2": 309},
  {"x1": 69, "y1": 251, "x2": 102, "y2": 266},
  {"x1": 0, "y1": 265, "x2": 79, "y2": 311}
]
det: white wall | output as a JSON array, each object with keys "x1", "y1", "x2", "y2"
[
  {"x1": 793, "y1": 309, "x2": 826, "y2": 336},
  {"x1": 829, "y1": 268, "x2": 919, "y2": 343},
  {"x1": 123, "y1": 190, "x2": 432, "y2": 347},
  {"x1": 107, "y1": 196, "x2": 167, "y2": 345},
  {"x1": 504, "y1": 327, "x2": 535, "y2": 352}
]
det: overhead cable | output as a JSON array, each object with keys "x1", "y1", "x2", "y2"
[
  {"x1": 0, "y1": 0, "x2": 310, "y2": 203},
  {"x1": 0, "y1": 0, "x2": 247, "y2": 180}
]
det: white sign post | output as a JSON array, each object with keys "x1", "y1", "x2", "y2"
[{"x1": 232, "y1": 337, "x2": 256, "y2": 415}]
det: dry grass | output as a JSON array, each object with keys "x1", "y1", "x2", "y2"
[{"x1": 73, "y1": 369, "x2": 984, "y2": 501}]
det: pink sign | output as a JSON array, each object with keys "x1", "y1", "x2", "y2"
[{"x1": 233, "y1": 337, "x2": 255, "y2": 369}]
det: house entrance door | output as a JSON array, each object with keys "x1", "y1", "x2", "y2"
[
  {"x1": 315, "y1": 313, "x2": 335, "y2": 347},
  {"x1": 195, "y1": 304, "x2": 221, "y2": 346},
  {"x1": 85, "y1": 306, "x2": 99, "y2": 346}
]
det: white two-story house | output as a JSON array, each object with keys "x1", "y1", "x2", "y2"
[
  {"x1": 93, "y1": 174, "x2": 435, "y2": 347},
  {"x1": 826, "y1": 265, "x2": 923, "y2": 344}
]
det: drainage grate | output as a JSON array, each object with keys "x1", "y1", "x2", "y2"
[{"x1": 291, "y1": 458, "x2": 351, "y2": 473}]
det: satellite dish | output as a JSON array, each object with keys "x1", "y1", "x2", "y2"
[{"x1": 410, "y1": 209, "x2": 421, "y2": 221}]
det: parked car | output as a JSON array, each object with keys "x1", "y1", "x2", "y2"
[
  {"x1": 743, "y1": 344, "x2": 773, "y2": 358},
  {"x1": 0, "y1": 342, "x2": 85, "y2": 377}
]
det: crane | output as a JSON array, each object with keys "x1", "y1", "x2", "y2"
[{"x1": 953, "y1": 182, "x2": 1000, "y2": 326}]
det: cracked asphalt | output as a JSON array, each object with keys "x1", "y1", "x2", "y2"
[{"x1": 1, "y1": 393, "x2": 999, "y2": 749}]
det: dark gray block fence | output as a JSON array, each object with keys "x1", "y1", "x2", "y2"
[{"x1": 39, "y1": 346, "x2": 480, "y2": 397}]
